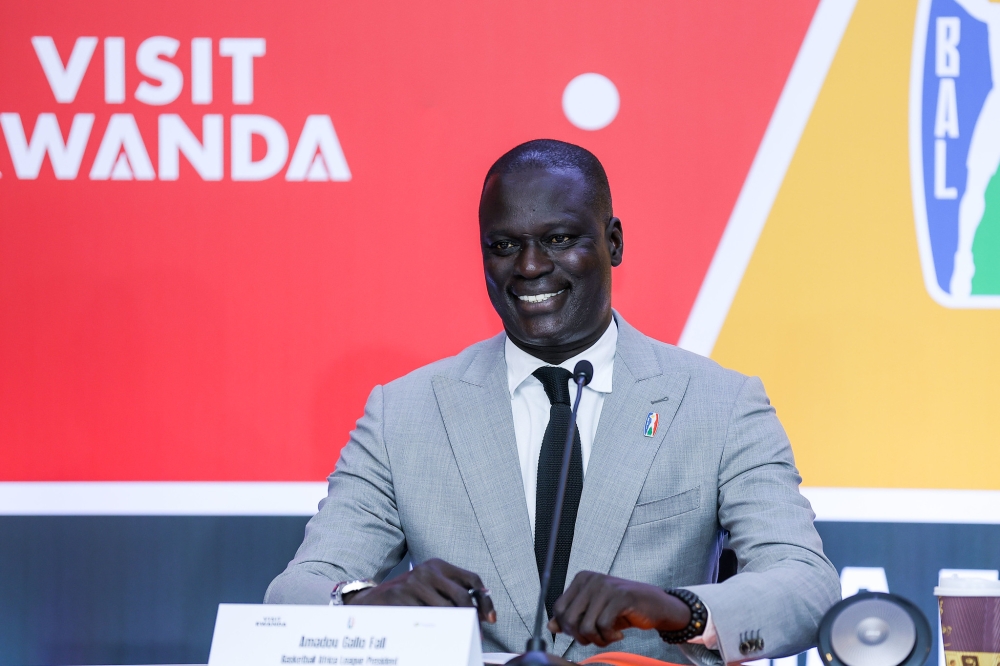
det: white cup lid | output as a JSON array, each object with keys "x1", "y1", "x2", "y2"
[{"x1": 935, "y1": 577, "x2": 1000, "y2": 597}]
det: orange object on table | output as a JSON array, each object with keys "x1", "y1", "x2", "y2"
[{"x1": 579, "y1": 652, "x2": 687, "y2": 666}]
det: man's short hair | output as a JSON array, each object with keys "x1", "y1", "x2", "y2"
[{"x1": 482, "y1": 139, "x2": 613, "y2": 220}]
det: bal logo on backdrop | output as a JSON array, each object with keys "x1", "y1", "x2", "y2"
[
  {"x1": 912, "y1": 0, "x2": 1000, "y2": 306},
  {"x1": 1, "y1": 36, "x2": 350, "y2": 182}
]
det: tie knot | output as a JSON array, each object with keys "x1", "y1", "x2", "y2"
[{"x1": 532, "y1": 366, "x2": 573, "y2": 406}]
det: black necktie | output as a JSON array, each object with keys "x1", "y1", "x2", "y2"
[{"x1": 532, "y1": 366, "x2": 584, "y2": 619}]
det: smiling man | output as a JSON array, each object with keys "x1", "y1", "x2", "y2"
[{"x1": 265, "y1": 140, "x2": 840, "y2": 666}]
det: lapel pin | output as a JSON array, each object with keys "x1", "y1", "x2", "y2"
[{"x1": 644, "y1": 412, "x2": 659, "y2": 437}]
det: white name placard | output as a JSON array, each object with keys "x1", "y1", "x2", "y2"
[{"x1": 208, "y1": 604, "x2": 483, "y2": 666}]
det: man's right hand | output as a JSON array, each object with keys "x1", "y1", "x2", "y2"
[{"x1": 346, "y1": 558, "x2": 497, "y2": 624}]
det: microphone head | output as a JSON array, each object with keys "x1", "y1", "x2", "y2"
[{"x1": 573, "y1": 360, "x2": 594, "y2": 386}]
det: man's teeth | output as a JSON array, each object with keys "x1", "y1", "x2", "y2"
[{"x1": 518, "y1": 290, "x2": 566, "y2": 303}]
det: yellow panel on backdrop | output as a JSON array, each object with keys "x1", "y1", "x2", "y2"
[{"x1": 712, "y1": 0, "x2": 1000, "y2": 490}]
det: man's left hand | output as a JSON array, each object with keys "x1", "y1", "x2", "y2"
[{"x1": 547, "y1": 572, "x2": 691, "y2": 647}]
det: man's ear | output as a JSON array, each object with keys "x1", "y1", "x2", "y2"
[{"x1": 607, "y1": 217, "x2": 624, "y2": 267}]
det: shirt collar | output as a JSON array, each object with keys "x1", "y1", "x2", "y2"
[{"x1": 504, "y1": 319, "x2": 617, "y2": 397}]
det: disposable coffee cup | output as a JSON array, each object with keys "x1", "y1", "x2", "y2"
[{"x1": 935, "y1": 577, "x2": 1000, "y2": 666}]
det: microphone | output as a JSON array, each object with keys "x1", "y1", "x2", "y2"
[
  {"x1": 573, "y1": 360, "x2": 594, "y2": 387},
  {"x1": 509, "y1": 360, "x2": 593, "y2": 666}
]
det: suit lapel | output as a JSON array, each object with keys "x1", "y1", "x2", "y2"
[
  {"x1": 553, "y1": 316, "x2": 690, "y2": 656},
  {"x1": 432, "y1": 335, "x2": 540, "y2": 638}
]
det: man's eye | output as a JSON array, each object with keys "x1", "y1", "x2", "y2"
[
  {"x1": 548, "y1": 235, "x2": 572, "y2": 244},
  {"x1": 492, "y1": 240, "x2": 516, "y2": 251}
]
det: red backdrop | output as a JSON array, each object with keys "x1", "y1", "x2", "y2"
[{"x1": 0, "y1": 0, "x2": 817, "y2": 480}]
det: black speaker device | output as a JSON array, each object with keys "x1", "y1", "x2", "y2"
[{"x1": 818, "y1": 591, "x2": 932, "y2": 666}]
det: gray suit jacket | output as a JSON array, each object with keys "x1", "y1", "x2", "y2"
[{"x1": 265, "y1": 313, "x2": 840, "y2": 665}]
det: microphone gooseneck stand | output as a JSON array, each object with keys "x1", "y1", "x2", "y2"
[{"x1": 507, "y1": 360, "x2": 594, "y2": 666}]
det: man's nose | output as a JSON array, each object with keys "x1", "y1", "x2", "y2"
[{"x1": 514, "y1": 240, "x2": 554, "y2": 278}]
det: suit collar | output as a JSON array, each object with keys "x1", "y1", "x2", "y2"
[
  {"x1": 457, "y1": 332, "x2": 506, "y2": 387},
  {"x1": 612, "y1": 310, "x2": 665, "y2": 383}
]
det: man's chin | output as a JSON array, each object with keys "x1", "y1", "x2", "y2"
[{"x1": 504, "y1": 320, "x2": 578, "y2": 351}]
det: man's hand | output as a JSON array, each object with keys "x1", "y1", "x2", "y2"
[
  {"x1": 346, "y1": 558, "x2": 497, "y2": 624},
  {"x1": 547, "y1": 572, "x2": 691, "y2": 647}
]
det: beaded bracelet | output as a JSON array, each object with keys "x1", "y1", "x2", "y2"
[{"x1": 658, "y1": 588, "x2": 708, "y2": 644}]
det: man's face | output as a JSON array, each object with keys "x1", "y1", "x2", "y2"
[{"x1": 479, "y1": 167, "x2": 623, "y2": 351}]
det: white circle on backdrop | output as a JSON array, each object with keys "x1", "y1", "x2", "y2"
[{"x1": 562, "y1": 73, "x2": 620, "y2": 130}]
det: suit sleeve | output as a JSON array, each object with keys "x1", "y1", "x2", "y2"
[
  {"x1": 264, "y1": 385, "x2": 407, "y2": 604},
  {"x1": 678, "y1": 376, "x2": 841, "y2": 666}
]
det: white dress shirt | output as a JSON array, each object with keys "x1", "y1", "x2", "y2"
[
  {"x1": 505, "y1": 319, "x2": 617, "y2": 535},
  {"x1": 503, "y1": 318, "x2": 718, "y2": 649}
]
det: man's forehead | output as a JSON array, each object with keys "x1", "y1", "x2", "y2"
[
  {"x1": 482, "y1": 167, "x2": 595, "y2": 218},
  {"x1": 488, "y1": 166, "x2": 585, "y2": 195}
]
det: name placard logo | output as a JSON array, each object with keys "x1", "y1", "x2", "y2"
[{"x1": 209, "y1": 604, "x2": 480, "y2": 666}]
